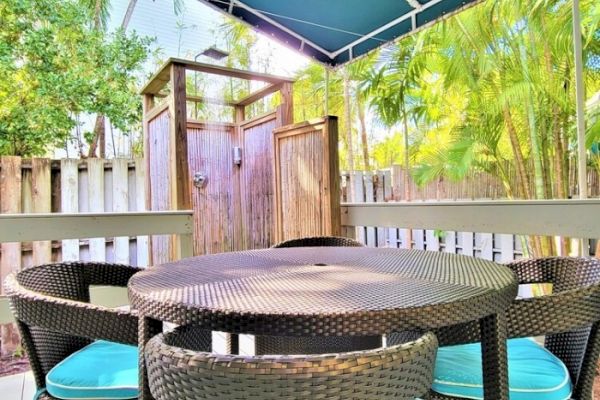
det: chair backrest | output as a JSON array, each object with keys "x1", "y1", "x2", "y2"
[
  {"x1": 272, "y1": 236, "x2": 364, "y2": 248},
  {"x1": 420, "y1": 257, "x2": 600, "y2": 400},
  {"x1": 146, "y1": 326, "x2": 438, "y2": 400},
  {"x1": 4, "y1": 262, "x2": 141, "y2": 391}
]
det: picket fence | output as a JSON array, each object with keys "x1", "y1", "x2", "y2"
[
  {"x1": 342, "y1": 168, "x2": 529, "y2": 262},
  {"x1": 0, "y1": 157, "x2": 148, "y2": 293}
]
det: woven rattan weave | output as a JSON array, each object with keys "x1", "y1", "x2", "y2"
[
  {"x1": 145, "y1": 325, "x2": 438, "y2": 400},
  {"x1": 4, "y1": 262, "x2": 148, "y2": 400},
  {"x1": 261, "y1": 235, "x2": 369, "y2": 355},
  {"x1": 272, "y1": 235, "x2": 364, "y2": 248},
  {"x1": 130, "y1": 247, "x2": 518, "y2": 399},
  {"x1": 416, "y1": 257, "x2": 600, "y2": 400}
]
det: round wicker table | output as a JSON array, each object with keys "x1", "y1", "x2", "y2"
[{"x1": 129, "y1": 247, "x2": 518, "y2": 400}]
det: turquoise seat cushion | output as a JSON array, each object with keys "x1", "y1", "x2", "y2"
[
  {"x1": 432, "y1": 338, "x2": 572, "y2": 400},
  {"x1": 46, "y1": 340, "x2": 138, "y2": 399}
]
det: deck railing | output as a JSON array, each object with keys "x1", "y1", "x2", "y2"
[
  {"x1": 0, "y1": 211, "x2": 194, "y2": 324},
  {"x1": 341, "y1": 200, "x2": 600, "y2": 261},
  {"x1": 341, "y1": 199, "x2": 600, "y2": 239}
]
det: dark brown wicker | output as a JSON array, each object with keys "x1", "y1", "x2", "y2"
[
  {"x1": 145, "y1": 326, "x2": 438, "y2": 400},
  {"x1": 272, "y1": 235, "x2": 364, "y2": 248},
  {"x1": 262, "y1": 235, "x2": 367, "y2": 355},
  {"x1": 391, "y1": 257, "x2": 600, "y2": 400},
  {"x1": 3, "y1": 262, "x2": 151, "y2": 400},
  {"x1": 130, "y1": 247, "x2": 518, "y2": 399}
]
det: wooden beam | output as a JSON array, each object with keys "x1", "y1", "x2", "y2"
[
  {"x1": 277, "y1": 81, "x2": 294, "y2": 126},
  {"x1": 233, "y1": 105, "x2": 245, "y2": 251},
  {"x1": 141, "y1": 58, "x2": 294, "y2": 95},
  {"x1": 169, "y1": 62, "x2": 192, "y2": 260},
  {"x1": 186, "y1": 94, "x2": 236, "y2": 107},
  {"x1": 235, "y1": 83, "x2": 282, "y2": 106},
  {"x1": 0, "y1": 211, "x2": 194, "y2": 243}
]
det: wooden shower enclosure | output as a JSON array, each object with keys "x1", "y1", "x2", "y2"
[{"x1": 141, "y1": 58, "x2": 340, "y2": 263}]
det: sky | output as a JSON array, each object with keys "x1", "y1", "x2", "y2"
[{"x1": 108, "y1": 0, "x2": 311, "y2": 78}]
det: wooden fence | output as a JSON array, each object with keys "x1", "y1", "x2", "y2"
[
  {"x1": 342, "y1": 165, "x2": 600, "y2": 203},
  {"x1": 0, "y1": 156, "x2": 148, "y2": 281},
  {"x1": 341, "y1": 167, "x2": 599, "y2": 260}
]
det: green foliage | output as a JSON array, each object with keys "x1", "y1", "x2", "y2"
[{"x1": 0, "y1": 0, "x2": 151, "y2": 156}]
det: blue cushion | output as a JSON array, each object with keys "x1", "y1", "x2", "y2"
[
  {"x1": 46, "y1": 340, "x2": 138, "y2": 399},
  {"x1": 433, "y1": 338, "x2": 572, "y2": 400}
]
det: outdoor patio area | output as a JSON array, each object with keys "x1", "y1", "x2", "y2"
[{"x1": 1, "y1": 0, "x2": 600, "y2": 399}]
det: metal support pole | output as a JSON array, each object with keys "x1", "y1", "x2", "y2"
[
  {"x1": 572, "y1": 0, "x2": 588, "y2": 256},
  {"x1": 324, "y1": 68, "x2": 330, "y2": 115},
  {"x1": 573, "y1": 0, "x2": 587, "y2": 200}
]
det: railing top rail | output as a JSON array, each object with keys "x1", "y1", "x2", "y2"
[
  {"x1": 0, "y1": 211, "x2": 194, "y2": 243},
  {"x1": 341, "y1": 199, "x2": 600, "y2": 207},
  {"x1": 341, "y1": 200, "x2": 600, "y2": 238}
]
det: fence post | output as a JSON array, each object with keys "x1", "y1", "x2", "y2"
[
  {"x1": 32, "y1": 158, "x2": 52, "y2": 265},
  {"x1": 444, "y1": 231, "x2": 457, "y2": 253},
  {"x1": 112, "y1": 159, "x2": 130, "y2": 264},
  {"x1": 88, "y1": 159, "x2": 106, "y2": 261},
  {"x1": 461, "y1": 232, "x2": 475, "y2": 256},
  {"x1": 135, "y1": 158, "x2": 149, "y2": 267},
  {"x1": 352, "y1": 171, "x2": 365, "y2": 244},
  {"x1": 364, "y1": 172, "x2": 375, "y2": 247},
  {"x1": 61, "y1": 159, "x2": 80, "y2": 261},
  {"x1": 478, "y1": 233, "x2": 494, "y2": 260},
  {"x1": 0, "y1": 156, "x2": 22, "y2": 356},
  {"x1": 498, "y1": 233, "x2": 514, "y2": 263}
]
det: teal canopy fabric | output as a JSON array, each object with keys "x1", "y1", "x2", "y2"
[{"x1": 200, "y1": 0, "x2": 482, "y2": 66}]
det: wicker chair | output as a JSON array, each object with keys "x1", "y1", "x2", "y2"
[
  {"x1": 391, "y1": 257, "x2": 600, "y2": 400},
  {"x1": 145, "y1": 325, "x2": 438, "y2": 400},
  {"x1": 272, "y1": 235, "x2": 364, "y2": 248},
  {"x1": 4, "y1": 262, "x2": 151, "y2": 400}
]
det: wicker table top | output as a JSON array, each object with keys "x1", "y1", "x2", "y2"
[{"x1": 129, "y1": 247, "x2": 518, "y2": 335}]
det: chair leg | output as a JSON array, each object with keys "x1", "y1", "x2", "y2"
[
  {"x1": 573, "y1": 322, "x2": 600, "y2": 400},
  {"x1": 138, "y1": 315, "x2": 162, "y2": 400},
  {"x1": 479, "y1": 312, "x2": 510, "y2": 400}
]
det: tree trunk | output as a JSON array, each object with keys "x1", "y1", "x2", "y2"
[
  {"x1": 503, "y1": 106, "x2": 530, "y2": 199},
  {"x1": 356, "y1": 94, "x2": 371, "y2": 171},
  {"x1": 87, "y1": 115, "x2": 105, "y2": 158},
  {"x1": 343, "y1": 69, "x2": 354, "y2": 172},
  {"x1": 402, "y1": 108, "x2": 411, "y2": 202}
]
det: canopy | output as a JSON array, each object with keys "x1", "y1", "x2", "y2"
[{"x1": 200, "y1": 0, "x2": 482, "y2": 66}]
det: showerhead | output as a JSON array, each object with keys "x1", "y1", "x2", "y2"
[{"x1": 198, "y1": 46, "x2": 229, "y2": 61}]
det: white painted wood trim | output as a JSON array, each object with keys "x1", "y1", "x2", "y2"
[
  {"x1": 341, "y1": 200, "x2": 600, "y2": 238},
  {"x1": 0, "y1": 211, "x2": 194, "y2": 243}
]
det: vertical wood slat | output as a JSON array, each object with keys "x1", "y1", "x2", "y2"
[
  {"x1": 112, "y1": 159, "x2": 129, "y2": 264},
  {"x1": 324, "y1": 117, "x2": 341, "y2": 237},
  {"x1": 426, "y1": 230, "x2": 440, "y2": 251},
  {"x1": 232, "y1": 106, "x2": 245, "y2": 251},
  {"x1": 135, "y1": 158, "x2": 149, "y2": 267},
  {"x1": 381, "y1": 170, "x2": 397, "y2": 248},
  {"x1": 0, "y1": 156, "x2": 22, "y2": 355},
  {"x1": 444, "y1": 231, "x2": 457, "y2": 253},
  {"x1": 375, "y1": 172, "x2": 386, "y2": 247},
  {"x1": 31, "y1": 158, "x2": 52, "y2": 265},
  {"x1": 413, "y1": 229, "x2": 425, "y2": 250},
  {"x1": 461, "y1": 232, "x2": 475, "y2": 256},
  {"x1": 352, "y1": 171, "x2": 366, "y2": 244},
  {"x1": 87, "y1": 159, "x2": 105, "y2": 261},
  {"x1": 169, "y1": 62, "x2": 191, "y2": 261},
  {"x1": 479, "y1": 233, "x2": 494, "y2": 260},
  {"x1": 364, "y1": 172, "x2": 376, "y2": 247},
  {"x1": 61, "y1": 159, "x2": 79, "y2": 261},
  {"x1": 498, "y1": 233, "x2": 514, "y2": 263}
]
